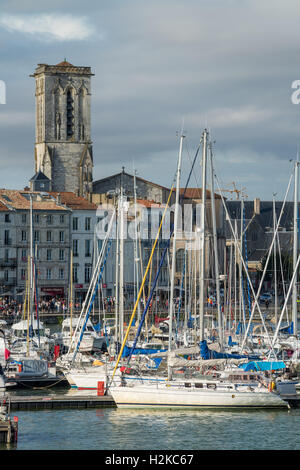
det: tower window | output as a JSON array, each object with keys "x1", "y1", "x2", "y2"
[{"x1": 66, "y1": 89, "x2": 74, "y2": 139}]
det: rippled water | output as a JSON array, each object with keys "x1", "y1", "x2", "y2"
[{"x1": 4, "y1": 405, "x2": 300, "y2": 450}]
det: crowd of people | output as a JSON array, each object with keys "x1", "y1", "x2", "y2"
[
  {"x1": 0, "y1": 297, "x2": 71, "y2": 317},
  {"x1": 0, "y1": 294, "x2": 175, "y2": 319},
  {"x1": 0, "y1": 298, "x2": 22, "y2": 317}
]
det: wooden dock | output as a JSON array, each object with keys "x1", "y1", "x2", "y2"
[
  {"x1": 0, "y1": 419, "x2": 18, "y2": 443},
  {"x1": 8, "y1": 393, "x2": 116, "y2": 411},
  {"x1": 281, "y1": 394, "x2": 300, "y2": 408},
  {"x1": 0, "y1": 398, "x2": 18, "y2": 444}
]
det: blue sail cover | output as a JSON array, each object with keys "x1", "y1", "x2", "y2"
[
  {"x1": 280, "y1": 322, "x2": 294, "y2": 334},
  {"x1": 93, "y1": 322, "x2": 101, "y2": 332},
  {"x1": 146, "y1": 357, "x2": 163, "y2": 369},
  {"x1": 228, "y1": 336, "x2": 238, "y2": 347},
  {"x1": 122, "y1": 344, "x2": 167, "y2": 358},
  {"x1": 238, "y1": 361, "x2": 286, "y2": 372},
  {"x1": 199, "y1": 340, "x2": 260, "y2": 360}
]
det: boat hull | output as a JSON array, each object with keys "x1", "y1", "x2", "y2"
[
  {"x1": 110, "y1": 385, "x2": 288, "y2": 409},
  {"x1": 66, "y1": 369, "x2": 107, "y2": 390}
]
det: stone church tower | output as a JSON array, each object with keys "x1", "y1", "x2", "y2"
[{"x1": 31, "y1": 60, "x2": 94, "y2": 198}]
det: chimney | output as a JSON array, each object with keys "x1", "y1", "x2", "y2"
[{"x1": 254, "y1": 198, "x2": 260, "y2": 215}]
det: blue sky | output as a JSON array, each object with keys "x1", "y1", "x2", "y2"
[{"x1": 0, "y1": 0, "x2": 300, "y2": 201}]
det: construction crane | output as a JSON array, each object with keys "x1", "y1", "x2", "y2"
[{"x1": 217, "y1": 182, "x2": 247, "y2": 200}]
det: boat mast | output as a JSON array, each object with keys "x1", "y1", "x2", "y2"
[
  {"x1": 70, "y1": 248, "x2": 73, "y2": 340},
  {"x1": 199, "y1": 129, "x2": 208, "y2": 342},
  {"x1": 133, "y1": 169, "x2": 141, "y2": 324},
  {"x1": 114, "y1": 198, "x2": 119, "y2": 346},
  {"x1": 168, "y1": 130, "x2": 184, "y2": 377},
  {"x1": 208, "y1": 141, "x2": 223, "y2": 349},
  {"x1": 273, "y1": 194, "x2": 278, "y2": 326},
  {"x1": 292, "y1": 156, "x2": 299, "y2": 335},
  {"x1": 29, "y1": 194, "x2": 34, "y2": 330},
  {"x1": 119, "y1": 172, "x2": 125, "y2": 345}
]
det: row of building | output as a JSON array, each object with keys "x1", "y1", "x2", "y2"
[{"x1": 0, "y1": 172, "x2": 227, "y2": 304}]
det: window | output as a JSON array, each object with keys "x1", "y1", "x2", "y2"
[
  {"x1": 46, "y1": 269, "x2": 52, "y2": 280},
  {"x1": 176, "y1": 248, "x2": 185, "y2": 272},
  {"x1": 47, "y1": 215, "x2": 53, "y2": 225},
  {"x1": 59, "y1": 249, "x2": 64, "y2": 261},
  {"x1": 22, "y1": 214, "x2": 27, "y2": 224},
  {"x1": 59, "y1": 268, "x2": 64, "y2": 280},
  {"x1": 73, "y1": 217, "x2": 78, "y2": 230},
  {"x1": 60, "y1": 215, "x2": 65, "y2": 224},
  {"x1": 85, "y1": 264, "x2": 91, "y2": 283},
  {"x1": 5, "y1": 214, "x2": 10, "y2": 223},
  {"x1": 36, "y1": 249, "x2": 40, "y2": 261},
  {"x1": 4, "y1": 230, "x2": 10, "y2": 245},
  {"x1": 59, "y1": 231, "x2": 64, "y2": 242},
  {"x1": 47, "y1": 249, "x2": 52, "y2": 261},
  {"x1": 73, "y1": 265, "x2": 78, "y2": 283},
  {"x1": 85, "y1": 239, "x2": 91, "y2": 257},
  {"x1": 21, "y1": 249, "x2": 27, "y2": 262},
  {"x1": 195, "y1": 383, "x2": 203, "y2": 389},
  {"x1": 46, "y1": 231, "x2": 52, "y2": 242},
  {"x1": 21, "y1": 230, "x2": 27, "y2": 241},
  {"x1": 73, "y1": 239, "x2": 78, "y2": 257},
  {"x1": 85, "y1": 217, "x2": 91, "y2": 231},
  {"x1": 21, "y1": 268, "x2": 26, "y2": 280},
  {"x1": 34, "y1": 214, "x2": 39, "y2": 224},
  {"x1": 34, "y1": 230, "x2": 40, "y2": 242},
  {"x1": 4, "y1": 249, "x2": 8, "y2": 262}
]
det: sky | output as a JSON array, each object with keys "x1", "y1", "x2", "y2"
[{"x1": 0, "y1": 0, "x2": 300, "y2": 201}]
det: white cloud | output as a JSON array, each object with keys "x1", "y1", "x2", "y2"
[
  {"x1": 0, "y1": 111, "x2": 34, "y2": 126},
  {"x1": 0, "y1": 13, "x2": 97, "y2": 42},
  {"x1": 186, "y1": 106, "x2": 275, "y2": 130}
]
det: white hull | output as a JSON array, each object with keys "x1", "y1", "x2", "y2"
[
  {"x1": 66, "y1": 367, "x2": 107, "y2": 389},
  {"x1": 65, "y1": 365, "x2": 121, "y2": 389},
  {"x1": 110, "y1": 383, "x2": 288, "y2": 409}
]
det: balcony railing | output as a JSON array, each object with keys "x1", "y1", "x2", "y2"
[
  {"x1": 0, "y1": 258, "x2": 17, "y2": 268},
  {"x1": 0, "y1": 277, "x2": 17, "y2": 285}
]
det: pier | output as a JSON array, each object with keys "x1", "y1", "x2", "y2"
[{"x1": 8, "y1": 393, "x2": 116, "y2": 411}]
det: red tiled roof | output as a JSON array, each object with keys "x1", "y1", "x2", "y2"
[
  {"x1": 0, "y1": 189, "x2": 68, "y2": 211},
  {"x1": 56, "y1": 60, "x2": 74, "y2": 67},
  {"x1": 136, "y1": 198, "x2": 162, "y2": 208},
  {"x1": 49, "y1": 192, "x2": 97, "y2": 210},
  {"x1": 0, "y1": 201, "x2": 8, "y2": 211}
]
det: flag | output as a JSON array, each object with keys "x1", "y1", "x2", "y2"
[{"x1": 4, "y1": 348, "x2": 10, "y2": 360}]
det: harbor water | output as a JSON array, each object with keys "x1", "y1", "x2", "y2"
[{"x1": 2, "y1": 389, "x2": 300, "y2": 450}]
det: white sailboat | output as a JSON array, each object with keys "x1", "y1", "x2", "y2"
[{"x1": 109, "y1": 369, "x2": 289, "y2": 409}]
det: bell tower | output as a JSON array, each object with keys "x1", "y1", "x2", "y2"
[{"x1": 31, "y1": 60, "x2": 94, "y2": 198}]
